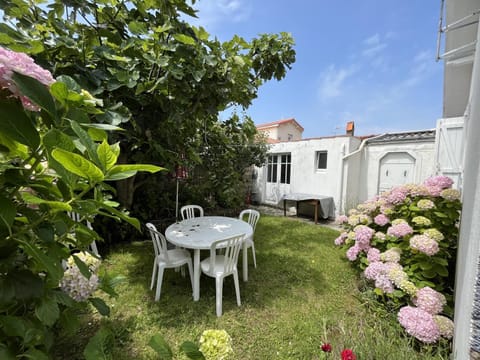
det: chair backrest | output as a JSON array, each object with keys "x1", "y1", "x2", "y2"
[
  {"x1": 180, "y1": 205, "x2": 204, "y2": 220},
  {"x1": 146, "y1": 222, "x2": 170, "y2": 262},
  {"x1": 239, "y1": 209, "x2": 260, "y2": 232},
  {"x1": 207, "y1": 234, "x2": 244, "y2": 274},
  {"x1": 68, "y1": 211, "x2": 100, "y2": 256}
]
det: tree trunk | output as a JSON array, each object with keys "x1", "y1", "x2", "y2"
[{"x1": 116, "y1": 152, "x2": 136, "y2": 209}]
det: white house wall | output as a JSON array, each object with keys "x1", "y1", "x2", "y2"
[
  {"x1": 443, "y1": 0, "x2": 478, "y2": 117},
  {"x1": 357, "y1": 141, "x2": 436, "y2": 203},
  {"x1": 256, "y1": 136, "x2": 361, "y2": 212}
]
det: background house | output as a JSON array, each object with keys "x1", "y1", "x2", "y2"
[
  {"x1": 256, "y1": 118, "x2": 304, "y2": 142},
  {"x1": 254, "y1": 120, "x2": 440, "y2": 217}
]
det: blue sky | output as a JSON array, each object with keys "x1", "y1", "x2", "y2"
[{"x1": 187, "y1": 1, "x2": 444, "y2": 138}]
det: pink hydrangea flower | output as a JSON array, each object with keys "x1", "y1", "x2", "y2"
[
  {"x1": 334, "y1": 232, "x2": 348, "y2": 246},
  {"x1": 364, "y1": 261, "x2": 386, "y2": 280},
  {"x1": 398, "y1": 306, "x2": 440, "y2": 343},
  {"x1": 387, "y1": 222, "x2": 413, "y2": 238},
  {"x1": 0, "y1": 46, "x2": 55, "y2": 111},
  {"x1": 374, "y1": 214, "x2": 389, "y2": 226},
  {"x1": 346, "y1": 245, "x2": 361, "y2": 261},
  {"x1": 336, "y1": 215, "x2": 348, "y2": 224},
  {"x1": 354, "y1": 225, "x2": 374, "y2": 249},
  {"x1": 367, "y1": 248, "x2": 381, "y2": 263},
  {"x1": 424, "y1": 175, "x2": 454, "y2": 189},
  {"x1": 386, "y1": 186, "x2": 410, "y2": 205},
  {"x1": 410, "y1": 235, "x2": 439, "y2": 256},
  {"x1": 413, "y1": 287, "x2": 446, "y2": 314},
  {"x1": 375, "y1": 274, "x2": 394, "y2": 293},
  {"x1": 427, "y1": 185, "x2": 443, "y2": 197}
]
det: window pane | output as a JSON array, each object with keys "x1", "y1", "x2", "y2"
[
  {"x1": 316, "y1": 151, "x2": 328, "y2": 169},
  {"x1": 279, "y1": 153, "x2": 291, "y2": 184},
  {"x1": 267, "y1": 155, "x2": 274, "y2": 182}
]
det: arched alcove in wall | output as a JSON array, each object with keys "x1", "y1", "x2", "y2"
[{"x1": 377, "y1": 152, "x2": 416, "y2": 194}]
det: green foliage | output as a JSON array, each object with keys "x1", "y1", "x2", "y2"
[
  {"x1": 0, "y1": 55, "x2": 163, "y2": 358},
  {"x1": 336, "y1": 179, "x2": 461, "y2": 342},
  {"x1": 0, "y1": 0, "x2": 294, "y2": 231}
]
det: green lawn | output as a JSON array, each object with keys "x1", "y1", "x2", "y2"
[{"x1": 54, "y1": 215, "x2": 450, "y2": 359}]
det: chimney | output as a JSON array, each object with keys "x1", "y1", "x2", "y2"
[{"x1": 346, "y1": 121, "x2": 354, "y2": 136}]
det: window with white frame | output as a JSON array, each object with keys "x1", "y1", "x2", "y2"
[
  {"x1": 316, "y1": 151, "x2": 328, "y2": 170},
  {"x1": 267, "y1": 153, "x2": 291, "y2": 184},
  {"x1": 279, "y1": 154, "x2": 291, "y2": 184},
  {"x1": 267, "y1": 155, "x2": 278, "y2": 183}
]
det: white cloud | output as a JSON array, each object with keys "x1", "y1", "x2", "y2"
[
  {"x1": 318, "y1": 64, "x2": 356, "y2": 100},
  {"x1": 364, "y1": 34, "x2": 380, "y2": 46},
  {"x1": 362, "y1": 33, "x2": 388, "y2": 57},
  {"x1": 402, "y1": 50, "x2": 436, "y2": 88}
]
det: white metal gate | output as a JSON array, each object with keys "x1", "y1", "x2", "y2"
[{"x1": 435, "y1": 117, "x2": 465, "y2": 189}]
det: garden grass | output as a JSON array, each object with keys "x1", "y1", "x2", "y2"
[{"x1": 54, "y1": 215, "x2": 450, "y2": 359}]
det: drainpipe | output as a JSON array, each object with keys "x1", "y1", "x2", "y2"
[
  {"x1": 338, "y1": 134, "x2": 385, "y2": 213},
  {"x1": 337, "y1": 143, "x2": 346, "y2": 214}
]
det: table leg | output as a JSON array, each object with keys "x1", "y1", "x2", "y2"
[
  {"x1": 283, "y1": 199, "x2": 286, "y2": 217},
  {"x1": 193, "y1": 249, "x2": 200, "y2": 301},
  {"x1": 314, "y1": 200, "x2": 319, "y2": 224},
  {"x1": 243, "y1": 240, "x2": 248, "y2": 282}
]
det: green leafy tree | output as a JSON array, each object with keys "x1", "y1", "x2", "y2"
[
  {"x1": 0, "y1": 0, "x2": 295, "y2": 225},
  {"x1": 0, "y1": 47, "x2": 162, "y2": 359}
]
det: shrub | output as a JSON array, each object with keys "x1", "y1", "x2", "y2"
[
  {"x1": 0, "y1": 46, "x2": 161, "y2": 358},
  {"x1": 335, "y1": 176, "x2": 461, "y2": 343}
]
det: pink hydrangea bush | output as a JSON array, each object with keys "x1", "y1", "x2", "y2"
[
  {"x1": 335, "y1": 175, "x2": 461, "y2": 344},
  {"x1": 0, "y1": 46, "x2": 55, "y2": 110}
]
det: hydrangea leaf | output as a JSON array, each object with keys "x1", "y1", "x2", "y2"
[
  {"x1": 52, "y1": 148, "x2": 104, "y2": 183},
  {"x1": 35, "y1": 296, "x2": 60, "y2": 326},
  {"x1": 148, "y1": 334, "x2": 173, "y2": 360},
  {"x1": 0, "y1": 100, "x2": 40, "y2": 149},
  {"x1": 12, "y1": 72, "x2": 56, "y2": 116}
]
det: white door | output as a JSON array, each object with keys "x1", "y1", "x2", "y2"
[
  {"x1": 378, "y1": 152, "x2": 415, "y2": 193},
  {"x1": 265, "y1": 153, "x2": 291, "y2": 204},
  {"x1": 435, "y1": 117, "x2": 465, "y2": 189}
]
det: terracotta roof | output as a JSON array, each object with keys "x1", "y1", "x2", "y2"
[
  {"x1": 256, "y1": 118, "x2": 304, "y2": 131},
  {"x1": 367, "y1": 129, "x2": 436, "y2": 144}
]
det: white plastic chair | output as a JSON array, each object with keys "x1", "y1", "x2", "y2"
[
  {"x1": 68, "y1": 212, "x2": 100, "y2": 257},
  {"x1": 180, "y1": 205, "x2": 204, "y2": 220},
  {"x1": 200, "y1": 234, "x2": 245, "y2": 317},
  {"x1": 239, "y1": 209, "x2": 260, "y2": 268},
  {"x1": 146, "y1": 223, "x2": 193, "y2": 301}
]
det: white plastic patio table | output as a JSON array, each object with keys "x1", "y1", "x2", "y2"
[{"x1": 165, "y1": 216, "x2": 253, "y2": 301}]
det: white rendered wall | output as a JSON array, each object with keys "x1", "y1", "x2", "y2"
[
  {"x1": 453, "y1": 16, "x2": 480, "y2": 359},
  {"x1": 357, "y1": 141, "x2": 436, "y2": 203},
  {"x1": 443, "y1": 0, "x2": 478, "y2": 117},
  {"x1": 255, "y1": 136, "x2": 361, "y2": 212}
]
